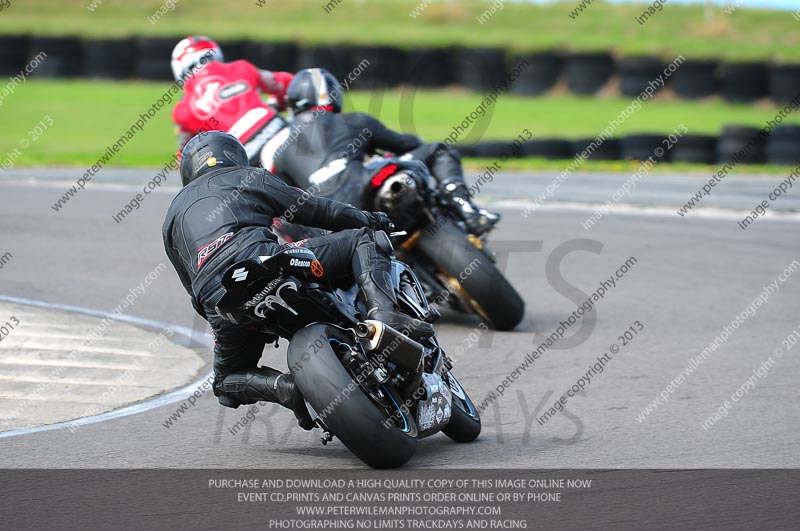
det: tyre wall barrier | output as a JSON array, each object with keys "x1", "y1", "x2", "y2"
[
  {"x1": 509, "y1": 52, "x2": 562, "y2": 96},
  {"x1": 1, "y1": 34, "x2": 798, "y2": 104},
  {"x1": 620, "y1": 134, "x2": 670, "y2": 162},
  {"x1": 720, "y1": 61, "x2": 769, "y2": 103},
  {"x1": 670, "y1": 135, "x2": 717, "y2": 164},
  {"x1": 769, "y1": 64, "x2": 800, "y2": 105},
  {"x1": 565, "y1": 52, "x2": 615, "y2": 95},
  {"x1": 0, "y1": 34, "x2": 30, "y2": 76},
  {"x1": 455, "y1": 127, "x2": 795, "y2": 166},
  {"x1": 765, "y1": 125, "x2": 800, "y2": 165},
  {"x1": 671, "y1": 59, "x2": 718, "y2": 99},
  {"x1": 349, "y1": 45, "x2": 407, "y2": 89},
  {"x1": 404, "y1": 47, "x2": 458, "y2": 87},
  {"x1": 717, "y1": 125, "x2": 768, "y2": 164},
  {"x1": 572, "y1": 137, "x2": 620, "y2": 161},
  {"x1": 520, "y1": 138, "x2": 573, "y2": 159},
  {"x1": 83, "y1": 38, "x2": 136, "y2": 79},
  {"x1": 297, "y1": 44, "x2": 353, "y2": 80},
  {"x1": 28, "y1": 36, "x2": 83, "y2": 78},
  {"x1": 245, "y1": 41, "x2": 299, "y2": 73},
  {"x1": 135, "y1": 36, "x2": 177, "y2": 81},
  {"x1": 618, "y1": 56, "x2": 665, "y2": 97},
  {"x1": 457, "y1": 47, "x2": 508, "y2": 93},
  {"x1": 219, "y1": 40, "x2": 248, "y2": 62}
]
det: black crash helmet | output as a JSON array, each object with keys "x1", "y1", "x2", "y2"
[
  {"x1": 286, "y1": 68, "x2": 343, "y2": 115},
  {"x1": 179, "y1": 131, "x2": 249, "y2": 186}
]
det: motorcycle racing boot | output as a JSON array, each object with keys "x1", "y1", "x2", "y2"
[
  {"x1": 216, "y1": 367, "x2": 314, "y2": 430},
  {"x1": 358, "y1": 269, "x2": 435, "y2": 341},
  {"x1": 440, "y1": 179, "x2": 500, "y2": 236}
]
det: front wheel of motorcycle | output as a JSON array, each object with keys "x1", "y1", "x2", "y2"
[
  {"x1": 418, "y1": 219, "x2": 525, "y2": 330},
  {"x1": 287, "y1": 324, "x2": 418, "y2": 469}
]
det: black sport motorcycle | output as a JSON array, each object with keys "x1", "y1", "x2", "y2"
[
  {"x1": 274, "y1": 157, "x2": 525, "y2": 331},
  {"x1": 215, "y1": 240, "x2": 481, "y2": 469}
]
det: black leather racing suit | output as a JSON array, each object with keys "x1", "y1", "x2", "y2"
[
  {"x1": 269, "y1": 111, "x2": 466, "y2": 206},
  {"x1": 162, "y1": 165, "x2": 392, "y2": 404}
]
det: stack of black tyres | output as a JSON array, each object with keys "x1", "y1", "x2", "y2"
[
  {"x1": 405, "y1": 47, "x2": 457, "y2": 87},
  {"x1": 29, "y1": 36, "x2": 83, "y2": 77},
  {"x1": 768, "y1": 64, "x2": 800, "y2": 104},
  {"x1": 218, "y1": 40, "x2": 249, "y2": 62},
  {"x1": 766, "y1": 125, "x2": 800, "y2": 165},
  {"x1": 136, "y1": 37, "x2": 177, "y2": 81},
  {"x1": 618, "y1": 56, "x2": 664, "y2": 97},
  {"x1": 720, "y1": 61, "x2": 769, "y2": 102},
  {"x1": 245, "y1": 42, "x2": 298, "y2": 73},
  {"x1": 458, "y1": 47, "x2": 508, "y2": 93},
  {"x1": 670, "y1": 135, "x2": 717, "y2": 164},
  {"x1": 509, "y1": 52, "x2": 562, "y2": 96},
  {"x1": 670, "y1": 59, "x2": 718, "y2": 99},
  {"x1": 565, "y1": 52, "x2": 614, "y2": 95},
  {"x1": 452, "y1": 144, "x2": 478, "y2": 158},
  {"x1": 348, "y1": 45, "x2": 407, "y2": 88},
  {"x1": 572, "y1": 137, "x2": 620, "y2": 160},
  {"x1": 521, "y1": 139, "x2": 573, "y2": 159},
  {"x1": 471, "y1": 141, "x2": 519, "y2": 159},
  {"x1": 297, "y1": 44, "x2": 352, "y2": 80},
  {"x1": 83, "y1": 38, "x2": 135, "y2": 79},
  {"x1": 435, "y1": 131, "x2": 797, "y2": 164},
  {"x1": 620, "y1": 135, "x2": 669, "y2": 162},
  {"x1": 717, "y1": 125, "x2": 768, "y2": 164},
  {"x1": 0, "y1": 35, "x2": 30, "y2": 76}
]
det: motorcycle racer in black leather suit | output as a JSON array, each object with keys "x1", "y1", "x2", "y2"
[
  {"x1": 262, "y1": 68, "x2": 500, "y2": 236},
  {"x1": 162, "y1": 131, "x2": 433, "y2": 430}
]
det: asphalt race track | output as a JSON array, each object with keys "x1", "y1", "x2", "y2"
[{"x1": 0, "y1": 170, "x2": 799, "y2": 469}]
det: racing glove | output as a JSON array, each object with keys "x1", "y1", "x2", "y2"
[{"x1": 363, "y1": 211, "x2": 395, "y2": 232}]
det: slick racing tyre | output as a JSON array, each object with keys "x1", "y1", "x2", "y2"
[
  {"x1": 418, "y1": 219, "x2": 525, "y2": 330},
  {"x1": 288, "y1": 324, "x2": 418, "y2": 469},
  {"x1": 442, "y1": 372, "x2": 481, "y2": 443}
]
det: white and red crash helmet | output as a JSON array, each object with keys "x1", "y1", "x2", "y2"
[{"x1": 170, "y1": 36, "x2": 224, "y2": 83}]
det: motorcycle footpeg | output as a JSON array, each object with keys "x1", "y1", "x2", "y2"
[{"x1": 320, "y1": 430, "x2": 334, "y2": 446}]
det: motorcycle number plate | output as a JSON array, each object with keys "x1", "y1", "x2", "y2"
[{"x1": 417, "y1": 373, "x2": 452, "y2": 432}]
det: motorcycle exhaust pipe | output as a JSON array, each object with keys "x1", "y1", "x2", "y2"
[
  {"x1": 356, "y1": 320, "x2": 424, "y2": 373},
  {"x1": 386, "y1": 174, "x2": 414, "y2": 195},
  {"x1": 379, "y1": 174, "x2": 415, "y2": 207}
]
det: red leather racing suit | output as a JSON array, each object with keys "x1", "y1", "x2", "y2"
[{"x1": 173, "y1": 60, "x2": 293, "y2": 164}]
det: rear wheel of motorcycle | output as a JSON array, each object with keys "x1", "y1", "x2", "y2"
[
  {"x1": 418, "y1": 220, "x2": 525, "y2": 330},
  {"x1": 442, "y1": 372, "x2": 481, "y2": 443},
  {"x1": 287, "y1": 324, "x2": 418, "y2": 469}
]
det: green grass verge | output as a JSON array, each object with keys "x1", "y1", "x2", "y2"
[
  {"x1": 2, "y1": 80, "x2": 797, "y2": 173},
  {"x1": 1, "y1": 0, "x2": 799, "y2": 61}
]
